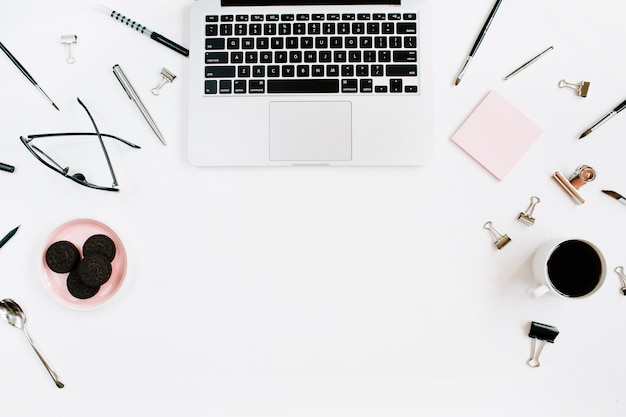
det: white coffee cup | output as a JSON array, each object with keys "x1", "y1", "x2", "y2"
[{"x1": 530, "y1": 238, "x2": 606, "y2": 299}]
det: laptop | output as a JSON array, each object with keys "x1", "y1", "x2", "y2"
[{"x1": 187, "y1": 0, "x2": 432, "y2": 166}]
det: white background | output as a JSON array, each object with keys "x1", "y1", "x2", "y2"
[{"x1": 1, "y1": 0, "x2": 626, "y2": 415}]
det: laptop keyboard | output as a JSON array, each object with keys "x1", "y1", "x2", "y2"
[{"x1": 204, "y1": 12, "x2": 419, "y2": 95}]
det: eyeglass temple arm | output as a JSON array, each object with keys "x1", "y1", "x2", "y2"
[
  {"x1": 77, "y1": 97, "x2": 117, "y2": 187},
  {"x1": 23, "y1": 132, "x2": 141, "y2": 149}
]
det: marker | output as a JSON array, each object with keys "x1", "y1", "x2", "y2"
[{"x1": 0, "y1": 226, "x2": 19, "y2": 250}]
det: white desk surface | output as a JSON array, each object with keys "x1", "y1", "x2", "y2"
[{"x1": 1, "y1": 0, "x2": 625, "y2": 415}]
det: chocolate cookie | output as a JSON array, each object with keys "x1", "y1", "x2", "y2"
[
  {"x1": 83, "y1": 234, "x2": 116, "y2": 262},
  {"x1": 67, "y1": 269, "x2": 100, "y2": 299},
  {"x1": 45, "y1": 241, "x2": 80, "y2": 273},
  {"x1": 76, "y1": 255, "x2": 112, "y2": 287}
]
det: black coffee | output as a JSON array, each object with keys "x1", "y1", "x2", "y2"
[{"x1": 547, "y1": 240, "x2": 603, "y2": 297}]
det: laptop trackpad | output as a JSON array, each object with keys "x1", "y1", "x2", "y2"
[{"x1": 269, "y1": 101, "x2": 352, "y2": 161}]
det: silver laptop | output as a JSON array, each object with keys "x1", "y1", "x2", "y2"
[{"x1": 187, "y1": 0, "x2": 432, "y2": 166}]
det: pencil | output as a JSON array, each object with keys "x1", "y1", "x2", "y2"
[
  {"x1": 0, "y1": 225, "x2": 20, "y2": 250},
  {"x1": 455, "y1": 0, "x2": 503, "y2": 86},
  {"x1": 0, "y1": 41, "x2": 59, "y2": 110}
]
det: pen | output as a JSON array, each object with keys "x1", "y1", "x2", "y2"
[
  {"x1": 579, "y1": 98, "x2": 626, "y2": 139},
  {"x1": 504, "y1": 46, "x2": 553, "y2": 80},
  {"x1": 0, "y1": 41, "x2": 59, "y2": 110},
  {"x1": 0, "y1": 225, "x2": 19, "y2": 250},
  {"x1": 112, "y1": 64, "x2": 166, "y2": 145},
  {"x1": 455, "y1": 0, "x2": 503, "y2": 86},
  {"x1": 104, "y1": 7, "x2": 189, "y2": 57}
]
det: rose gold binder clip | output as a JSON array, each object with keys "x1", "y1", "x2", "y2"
[
  {"x1": 558, "y1": 79, "x2": 590, "y2": 97},
  {"x1": 552, "y1": 165, "x2": 596, "y2": 205},
  {"x1": 518, "y1": 196, "x2": 540, "y2": 225},
  {"x1": 61, "y1": 34, "x2": 78, "y2": 64},
  {"x1": 483, "y1": 221, "x2": 511, "y2": 249},
  {"x1": 615, "y1": 267, "x2": 626, "y2": 296}
]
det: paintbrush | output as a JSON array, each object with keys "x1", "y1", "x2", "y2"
[
  {"x1": 602, "y1": 190, "x2": 626, "y2": 205},
  {"x1": 527, "y1": 321, "x2": 559, "y2": 368}
]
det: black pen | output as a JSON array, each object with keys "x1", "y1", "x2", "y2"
[
  {"x1": 0, "y1": 225, "x2": 19, "y2": 250},
  {"x1": 103, "y1": 7, "x2": 189, "y2": 57},
  {"x1": 455, "y1": 0, "x2": 503, "y2": 86},
  {"x1": 0, "y1": 162, "x2": 15, "y2": 173},
  {"x1": 0, "y1": 41, "x2": 59, "y2": 110},
  {"x1": 579, "y1": 98, "x2": 626, "y2": 139}
]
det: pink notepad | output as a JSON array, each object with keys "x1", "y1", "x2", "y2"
[{"x1": 451, "y1": 90, "x2": 542, "y2": 181}]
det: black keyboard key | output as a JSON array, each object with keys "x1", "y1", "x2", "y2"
[
  {"x1": 301, "y1": 37, "x2": 314, "y2": 48},
  {"x1": 227, "y1": 38, "x2": 239, "y2": 49},
  {"x1": 338, "y1": 23, "x2": 350, "y2": 34},
  {"x1": 315, "y1": 37, "x2": 328, "y2": 48},
  {"x1": 367, "y1": 23, "x2": 379, "y2": 34},
  {"x1": 327, "y1": 65, "x2": 339, "y2": 76},
  {"x1": 245, "y1": 51, "x2": 258, "y2": 63},
  {"x1": 341, "y1": 65, "x2": 354, "y2": 77},
  {"x1": 375, "y1": 85, "x2": 388, "y2": 93},
  {"x1": 341, "y1": 79, "x2": 358, "y2": 93},
  {"x1": 327, "y1": 14, "x2": 340, "y2": 21},
  {"x1": 345, "y1": 37, "x2": 358, "y2": 48},
  {"x1": 206, "y1": 24, "x2": 218, "y2": 36},
  {"x1": 356, "y1": 65, "x2": 369, "y2": 76},
  {"x1": 242, "y1": 38, "x2": 254, "y2": 49},
  {"x1": 378, "y1": 50, "x2": 391, "y2": 62},
  {"x1": 294, "y1": 23, "x2": 306, "y2": 35},
  {"x1": 289, "y1": 51, "x2": 302, "y2": 63},
  {"x1": 282, "y1": 65, "x2": 295, "y2": 77},
  {"x1": 231, "y1": 51, "x2": 244, "y2": 63},
  {"x1": 360, "y1": 37, "x2": 373, "y2": 48},
  {"x1": 219, "y1": 80, "x2": 232, "y2": 93},
  {"x1": 260, "y1": 51, "x2": 273, "y2": 63},
  {"x1": 297, "y1": 14, "x2": 309, "y2": 21},
  {"x1": 308, "y1": 23, "x2": 321, "y2": 35},
  {"x1": 205, "y1": 52, "x2": 228, "y2": 63},
  {"x1": 205, "y1": 66, "x2": 235, "y2": 78},
  {"x1": 234, "y1": 24, "x2": 247, "y2": 36},
  {"x1": 256, "y1": 37, "x2": 269, "y2": 49},
  {"x1": 220, "y1": 24, "x2": 233, "y2": 36},
  {"x1": 205, "y1": 80, "x2": 217, "y2": 94},
  {"x1": 342, "y1": 14, "x2": 355, "y2": 21},
  {"x1": 352, "y1": 23, "x2": 364, "y2": 34},
  {"x1": 281, "y1": 14, "x2": 295, "y2": 21},
  {"x1": 279, "y1": 23, "x2": 291, "y2": 35},
  {"x1": 251, "y1": 15, "x2": 264, "y2": 21},
  {"x1": 206, "y1": 15, "x2": 219, "y2": 22},
  {"x1": 238, "y1": 66, "x2": 250, "y2": 77},
  {"x1": 323, "y1": 23, "x2": 336, "y2": 34},
  {"x1": 250, "y1": 24, "x2": 262, "y2": 35},
  {"x1": 393, "y1": 50, "x2": 417, "y2": 62},
  {"x1": 297, "y1": 65, "x2": 310, "y2": 77},
  {"x1": 404, "y1": 36, "x2": 417, "y2": 48},
  {"x1": 249, "y1": 80, "x2": 265, "y2": 93},
  {"x1": 403, "y1": 13, "x2": 417, "y2": 20},
  {"x1": 268, "y1": 79, "x2": 339, "y2": 93},
  {"x1": 266, "y1": 14, "x2": 279, "y2": 21},
  {"x1": 312, "y1": 65, "x2": 324, "y2": 76},
  {"x1": 319, "y1": 51, "x2": 332, "y2": 62},
  {"x1": 371, "y1": 65, "x2": 383, "y2": 76},
  {"x1": 390, "y1": 36, "x2": 402, "y2": 48},
  {"x1": 349, "y1": 51, "x2": 361, "y2": 62},
  {"x1": 312, "y1": 14, "x2": 325, "y2": 21},
  {"x1": 253, "y1": 66, "x2": 265, "y2": 77},
  {"x1": 373, "y1": 13, "x2": 386, "y2": 20},
  {"x1": 271, "y1": 37, "x2": 284, "y2": 49},
  {"x1": 397, "y1": 22, "x2": 417, "y2": 34},
  {"x1": 386, "y1": 64, "x2": 418, "y2": 77},
  {"x1": 382, "y1": 22, "x2": 394, "y2": 34},
  {"x1": 264, "y1": 23, "x2": 277, "y2": 35},
  {"x1": 405, "y1": 85, "x2": 418, "y2": 93},
  {"x1": 221, "y1": 15, "x2": 234, "y2": 22},
  {"x1": 360, "y1": 79, "x2": 373, "y2": 93},
  {"x1": 268, "y1": 66, "x2": 280, "y2": 77},
  {"x1": 206, "y1": 38, "x2": 225, "y2": 50},
  {"x1": 234, "y1": 80, "x2": 247, "y2": 93},
  {"x1": 390, "y1": 78, "x2": 402, "y2": 92},
  {"x1": 330, "y1": 37, "x2": 342, "y2": 48},
  {"x1": 357, "y1": 13, "x2": 371, "y2": 21},
  {"x1": 388, "y1": 13, "x2": 401, "y2": 20}
]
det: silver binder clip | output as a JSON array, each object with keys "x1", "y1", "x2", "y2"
[
  {"x1": 552, "y1": 165, "x2": 596, "y2": 205},
  {"x1": 558, "y1": 79, "x2": 590, "y2": 97},
  {"x1": 483, "y1": 221, "x2": 511, "y2": 250},
  {"x1": 518, "y1": 196, "x2": 540, "y2": 226},
  {"x1": 615, "y1": 267, "x2": 626, "y2": 296},
  {"x1": 60, "y1": 34, "x2": 77, "y2": 64},
  {"x1": 151, "y1": 68, "x2": 177, "y2": 95}
]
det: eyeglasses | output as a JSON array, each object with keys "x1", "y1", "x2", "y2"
[{"x1": 20, "y1": 97, "x2": 140, "y2": 192}]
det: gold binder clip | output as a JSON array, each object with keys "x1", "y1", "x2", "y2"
[
  {"x1": 484, "y1": 221, "x2": 511, "y2": 250},
  {"x1": 518, "y1": 196, "x2": 540, "y2": 226},
  {"x1": 60, "y1": 34, "x2": 77, "y2": 64},
  {"x1": 558, "y1": 79, "x2": 590, "y2": 97},
  {"x1": 552, "y1": 165, "x2": 596, "y2": 205}
]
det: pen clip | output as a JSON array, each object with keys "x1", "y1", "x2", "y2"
[{"x1": 112, "y1": 64, "x2": 134, "y2": 101}]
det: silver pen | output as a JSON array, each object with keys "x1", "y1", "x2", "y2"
[{"x1": 112, "y1": 64, "x2": 166, "y2": 145}]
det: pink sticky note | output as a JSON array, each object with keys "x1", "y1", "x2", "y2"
[{"x1": 451, "y1": 90, "x2": 542, "y2": 180}]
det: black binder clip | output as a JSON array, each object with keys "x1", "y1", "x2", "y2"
[
  {"x1": 528, "y1": 321, "x2": 559, "y2": 368},
  {"x1": 552, "y1": 165, "x2": 596, "y2": 205},
  {"x1": 483, "y1": 221, "x2": 511, "y2": 249}
]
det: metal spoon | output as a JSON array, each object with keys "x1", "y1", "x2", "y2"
[{"x1": 0, "y1": 299, "x2": 64, "y2": 388}]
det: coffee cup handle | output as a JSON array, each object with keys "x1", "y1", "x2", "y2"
[{"x1": 530, "y1": 284, "x2": 550, "y2": 298}]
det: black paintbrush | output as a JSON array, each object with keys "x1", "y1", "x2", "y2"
[
  {"x1": 602, "y1": 190, "x2": 626, "y2": 205},
  {"x1": 527, "y1": 321, "x2": 559, "y2": 368}
]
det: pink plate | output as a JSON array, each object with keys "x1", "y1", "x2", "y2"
[{"x1": 40, "y1": 219, "x2": 127, "y2": 310}]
